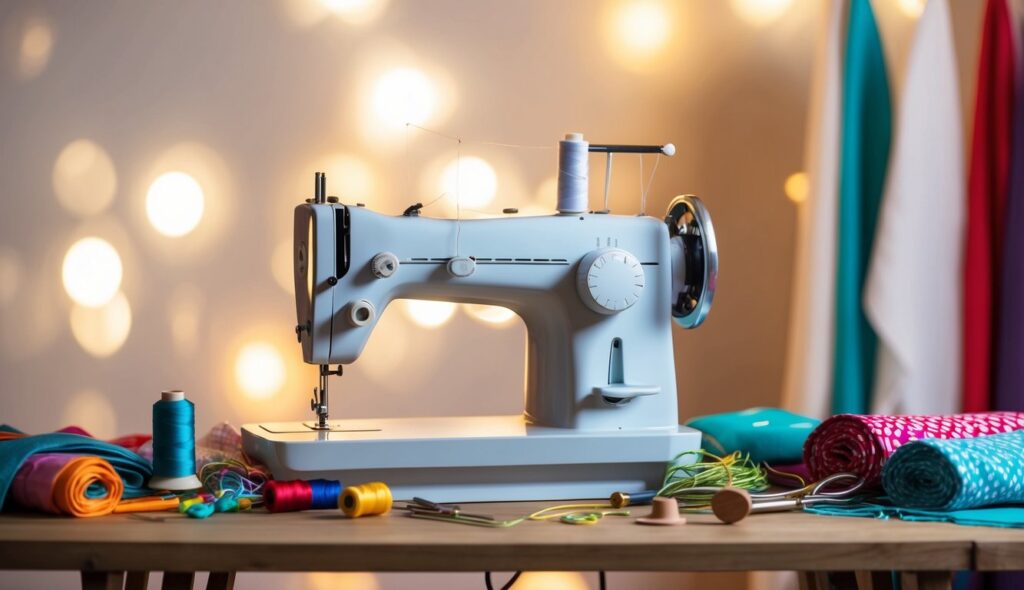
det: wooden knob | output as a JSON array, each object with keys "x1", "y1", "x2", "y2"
[{"x1": 711, "y1": 487, "x2": 753, "y2": 524}]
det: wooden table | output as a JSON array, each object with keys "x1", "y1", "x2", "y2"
[{"x1": 0, "y1": 503, "x2": 1021, "y2": 590}]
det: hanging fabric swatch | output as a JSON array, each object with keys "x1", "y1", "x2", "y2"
[
  {"x1": 782, "y1": 0, "x2": 845, "y2": 420},
  {"x1": 832, "y1": 0, "x2": 892, "y2": 416},
  {"x1": 964, "y1": 0, "x2": 1016, "y2": 413},
  {"x1": 863, "y1": 0, "x2": 963, "y2": 415},
  {"x1": 9, "y1": 453, "x2": 123, "y2": 517},
  {"x1": 803, "y1": 412, "x2": 1024, "y2": 486},
  {"x1": 995, "y1": 1, "x2": 1024, "y2": 414}
]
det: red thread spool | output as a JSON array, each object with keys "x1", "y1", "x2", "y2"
[{"x1": 263, "y1": 480, "x2": 313, "y2": 513}]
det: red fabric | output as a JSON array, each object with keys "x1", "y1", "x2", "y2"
[
  {"x1": 964, "y1": 0, "x2": 1016, "y2": 412},
  {"x1": 804, "y1": 412, "x2": 1024, "y2": 486}
]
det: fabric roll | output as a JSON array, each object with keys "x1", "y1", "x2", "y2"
[
  {"x1": 882, "y1": 430, "x2": 1024, "y2": 511},
  {"x1": 832, "y1": 0, "x2": 892, "y2": 416},
  {"x1": 10, "y1": 453, "x2": 123, "y2": 517},
  {"x1": 964, "y1": 0, "x2": 1016, "y2": 413},
  {"x1": 0, "y1": 429, "x2": 153, "y2": 508},
  {"x1": 781, "y1": 0, "x2": 845, "y2": 420},
  {"x1": 803, "y1": 412, "x2": 1024, "y2": 485},
  {"x1": 686, "y1": 408, "x2": 819, "y2": 464},
  {"x1": 862, "y1": 0, "x2": 964, "y2": 415}
]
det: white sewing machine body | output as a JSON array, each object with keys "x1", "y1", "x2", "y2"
[{"x1": 242, "y1": 135, "x2": 717, "y2": 502}]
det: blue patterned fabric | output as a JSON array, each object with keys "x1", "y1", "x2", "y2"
[
  {"x1": 807, "y1": 501, "x2": 1024, "y2": 529},
  {"x1": 882, "y1": 429, "x2": 1024, "y2": 510},
  {"x1": 0, "y1": 428, "x2": 153, "y2": 508}
]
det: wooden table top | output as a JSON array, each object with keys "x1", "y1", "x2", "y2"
[{"x1": 0, "y1": 502, "x2": 1020, "y2": 573}]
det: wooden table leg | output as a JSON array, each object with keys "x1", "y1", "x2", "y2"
[
  {"x1": 206, "y1": 571, "x2": 236, "y2": 590},
  {"x1": 162, "y1": 571, "x2": 196, "y2": 590},
  {"x1": 900, "y1": 571, "x2": 953, "y2": 590},
  {"x1": 799, "y1": 571, "x2": 831, "y2": 590},
  {"x1": 855, "y1": 571, "x2": 895, "y2": 590},
  {"x1": 81, "y1": 571, "x2": 125, "y2": 590},
  {"x1": 125, "y1": 571, "x2": 150, "y2": 590}
]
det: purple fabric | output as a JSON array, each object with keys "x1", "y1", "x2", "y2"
[{"x1": 9, "y1": 453, "x2": 78, "y2": 513}]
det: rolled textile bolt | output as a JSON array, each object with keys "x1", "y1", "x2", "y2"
[{"x1": 711, "y1": 487, "x2": 753, "y2": 524}]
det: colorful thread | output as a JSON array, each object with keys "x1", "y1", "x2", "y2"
[
  {"x1": 340, "y1": 482, "x2": 392, "y2": 518},
  {"x1": 150, "y1": 391, "x2": 202, "y2": 490},
  {"x1": 263, "y1": 479, "x2": 342, "y2": 513}
]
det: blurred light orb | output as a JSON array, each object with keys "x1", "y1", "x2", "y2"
[
  {"x1": 372, "y1": 67, "x2": 437, "y2": 128},
  {"x1": 0, "y1": 248, "x2": 20, "y2": 307},
  {"x1": 440, "y1": 156, "x2": 498, "y2": 209},
  {"x1": 514, "y1": 572, "x2": 589, "y2": 590},
  {"x1": 271, "y1": 240, "x2": 295, "y2": 295},
  {"x1": 62, "y1": 389, "x2": 117, "y2": 439},
  {"x1": 169, "y1": 284, "x2": 204, "y2": 356},
  {"x1": 464, "y1": 304, "x2": 516, "y2": 326},
  {"x1": 730, "y1": 0, "x2": 793, "y2": 26},
  {"x1": 897, "y1": 0, "x2": 925, "y2": 18},
  {"x1": 784, "y1": 171, "x2": 809, "y2": 204},
  {"x1": 320, "y1": 0, "x2": 388, "y2": 25},
  {"x1": 70, "y1": 291, "x2": 132, "y2": 358},
  {"x1": 52, "y1": 139, "x2": 118, "y2": 217},
  {"x1": 402, "y1": 299, "x2": 456, "y2": 328},
  {"x1": 307, "y1": 572, "x2": 380, "y2": 590},
  {"x1": 18, "y1": 16, "x2": 53, "y2": 79},
  {"x1": 235, "y1": 341, "x2": 287, "y2": 399},
  {"x1": 62, "y1": 237, "x2": 123, "y2": 308},
  {"x1": 607, "y1": 0, "x2": 672, "y2": 64},
  {"x1": 146, "y1": 171, "x2": 205, "y2": 237}
]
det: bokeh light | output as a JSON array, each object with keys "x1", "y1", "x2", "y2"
[
  {"x1": 168, "y1": 284, "x2": 204, "y2": 357},
  {"x1": 52, "y1": 139, "x2": 118, "y2": 217},
  {"x1": 464, "y1": 304, "x2": 517, "y2": 326},
  {"x1": 320, "y1": 0, "x2": 389, "y2": 24},
  {"x1": 513, "y1": 572, "x2": 589, "y2": 590},
  {"x1": 235, "y1": 341, "x2": 287, "y2": 399},
  {"x1": 784, "y1": 171, "x2": 809, "y2": 204},
  {"x1": 16, "y1": 16, "x2": 53, "y2": 79},
  {"x1": 62, "y1": 237, "x2": 123, "y2": 308},
  {"x1": 70, "y1": 291, "x2": 132, "y2": 358},
  {"x1": 271, "y1": 239, "x2": 295, "y2": 295},
  {"x1": 402, "y1": 299, "x2": 457, "y2": 328},
  {"x1": 604, "y1": 0, "x2": 674, "y2": 71},
  {"x1": 307, "y1": 572, "x2": 380, "y2": 590},
  {"x1": 896, "y1": 0, "x2": 925, "y2": 18},
  {"x1": 61, "y1": 389, "x2": 117, "y2": 439},
  {"x1": 0, "y1": 247, "x2": 20, "y2": 307},
  {"x1": 440, "y1": 156, "x2": 498, "y2": 209},
  {"x1": 730, "y1": 0, "x2": 794, "y2": 26},
  {"x1": 371, "y1": 67, "x2": 438, "y2": 129},
  {"x1": 146, "y1": 171, "x2": 205, "y2": 237}
]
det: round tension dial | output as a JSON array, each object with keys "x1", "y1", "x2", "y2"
[{"x1": 576, "y1": 248, "x2": 646, "y2": 314}]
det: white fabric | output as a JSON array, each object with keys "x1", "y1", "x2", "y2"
[
  {"x1": 864, "y1": 0, "x2": 964, "y2": 415},
  {"x1": 781, "y1": 0, "x2": 845, "y2": 419}
]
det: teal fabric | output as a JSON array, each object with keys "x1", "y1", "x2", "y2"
[
  {"x1": 685, "y1": 408, "x2": 819, "y2": 464},
  {"x1": 832, "y1": 0, "x2": 892, "y2": 415},
  {"x1": 807, "y1": 501, "x2": 1024, "y2": 529},
  {"x1": 0, "y1": 429, "x2": 153, "y2": 508},
  {"x1": 882, "y1": 430, "x2": 1024, "y2": 510}
]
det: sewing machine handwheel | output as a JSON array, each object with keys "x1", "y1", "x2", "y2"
[{"x1": 665, "y1": 195, "x2": 717, "y2": 329}]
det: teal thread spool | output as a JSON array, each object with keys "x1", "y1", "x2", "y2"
[{"x1": 148, "y1": 390, "x2": 202, "y2": 491}]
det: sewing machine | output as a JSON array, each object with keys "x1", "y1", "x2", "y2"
[{"x1": 242, "y1": 133, "x2": 718, "y2": 502}]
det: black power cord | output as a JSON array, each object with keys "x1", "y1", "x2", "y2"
[{"x1": 485, "y1": 571, "x2": 522, "y2": 590}]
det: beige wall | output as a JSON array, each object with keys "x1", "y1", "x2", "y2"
[{"x1": 0, "y1": 1, "x2": 986, "y2": 588}]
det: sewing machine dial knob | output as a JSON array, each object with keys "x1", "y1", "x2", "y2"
[{"x1": 576, "y1": 248, "x2": 645, "y2": 314}]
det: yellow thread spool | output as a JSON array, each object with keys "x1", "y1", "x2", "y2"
[{"x1": 340, "y1": 482, "x2": 392, "y2": 518}]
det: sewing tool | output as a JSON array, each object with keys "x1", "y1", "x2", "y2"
[
  {"x1": 636, "y1": 497, "x2": 686, "y2": 526},
  {"x1": 242, "y1": 132, "x2": 720, "y2": 502},
  {"x1": 404, "y1": 498, "x2": 628, "y2": 528},
  {"x1": 610, "y1": 450, "x2": 768, "y2": 508},
  {"x1": 263, "y1": 479, "x2": 342, "y2": 513},
  {"x1": 340, "y1": 481, "x2": 392, "y2": 518},
  {"x1": 112, "y1": 494, "x2": 180, "y2": 514},
  {"x1": 149, "y1": 390, "x2": 202, "y2": 491},
  {"x1": 699, "y1": 473, "x2": 865, "y2": 524}
]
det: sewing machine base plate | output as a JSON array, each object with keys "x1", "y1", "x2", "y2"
[{"x1": 241, "y1": 415, "x2": 700, "y2": 502}]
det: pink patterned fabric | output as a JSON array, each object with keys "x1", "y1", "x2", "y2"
[{"x1": 804, "y1": 412, "x2": 1024, "y2": 485}]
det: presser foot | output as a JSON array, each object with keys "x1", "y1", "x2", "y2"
[{"x1": 309, "y1": 364, "x2": 342, "y2": 430}]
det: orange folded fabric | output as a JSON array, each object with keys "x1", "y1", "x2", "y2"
[{"x1": 11, "y1": 453, "x2": 123, "y2": 517}]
